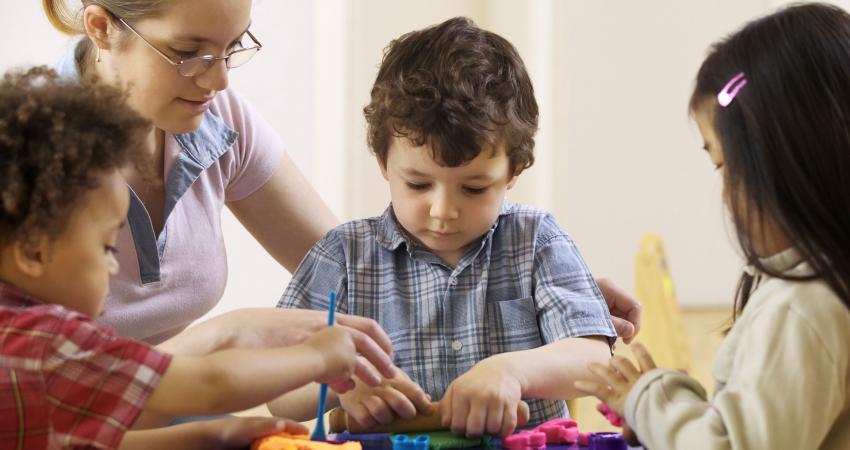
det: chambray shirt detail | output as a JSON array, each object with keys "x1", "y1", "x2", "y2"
[
  {"x1": 55, "y1": 46, "x2": 238, "y2": 284},
  {"x1": 278, "y1": 203, "x2": 616, "y2": 425},
  {"x1": 53, "y1": 42, "x2": 284, "y2": 342}
]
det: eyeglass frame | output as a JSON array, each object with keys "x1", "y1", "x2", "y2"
[{"x1": 117, "y1": 17, "x2": 262, "y2": 77}]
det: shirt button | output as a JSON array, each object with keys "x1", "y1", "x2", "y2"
[
  {"x1": 451, "y1": 340, "x2": 463, "y2": 351},
  {"x1": 449, "y1": 278, "x2": 458, "y2": 286}
]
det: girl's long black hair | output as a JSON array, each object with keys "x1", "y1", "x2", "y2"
[{"x1": 690, "y1": 2, "x2": 850, "y2": 319}]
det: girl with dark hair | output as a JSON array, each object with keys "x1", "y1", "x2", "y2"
[{"x1": 575, "y1": 3, "x2": 850, "y2": 449}]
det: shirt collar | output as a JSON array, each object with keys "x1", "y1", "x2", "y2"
[
  {"x1": 742, "y1": 246, "x2": 812, "y2": 277},
  {"x1": 0, "y1": 281, "x2": 40, "y2": 308},
  {"x1": 374, "y1": 201, "x2": 514, "y2": 253}
]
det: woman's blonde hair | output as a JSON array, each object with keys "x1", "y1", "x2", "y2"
[{"x1": 42, "y1": 0, "x2": 168, "y2": 74}]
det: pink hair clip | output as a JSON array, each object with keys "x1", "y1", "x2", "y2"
[{"x1": 717, "y1": 72, "x2": 747, "y2": 107}]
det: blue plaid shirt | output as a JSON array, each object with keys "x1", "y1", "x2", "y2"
[{"x1": 277, "y1": 203, "x2": 616, "y2": 424}]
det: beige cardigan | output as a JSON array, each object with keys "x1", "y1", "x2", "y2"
[{"x1": 625, "y1": 249, "x2": 850, "y2": 450}]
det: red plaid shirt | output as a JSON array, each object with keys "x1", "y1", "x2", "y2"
[{"x1": 0, "y1": 282, "x2": 172, "y2": 449}]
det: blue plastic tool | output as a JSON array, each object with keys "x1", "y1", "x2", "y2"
[{"x1": 310, "y1": 291, "x2": 338, "y2": 441}]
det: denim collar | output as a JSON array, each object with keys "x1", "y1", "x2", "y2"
[{"x1": 55, "y1": 42, "x2": 238, "y2": 284}]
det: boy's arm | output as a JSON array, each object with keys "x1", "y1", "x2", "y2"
[
  {"x1": 145, "y1": 327, "x2": 355, "y2": 416},
  {"x1": 491, "y1": 336, "x2": 611, "y2": 399},
  {"x1": 441, "y1": 219, "x2": 616, "y2": 437},
  {"x1": 438, "y1": 336, "x2": 609, "y2": 437}
]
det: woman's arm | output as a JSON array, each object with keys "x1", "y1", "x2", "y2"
[
  {"x1": 146, "y1": 327, "x2": 356, "y2": 416},
  {"x1": 156, "y1": 307, "x2": 394, "y2": 364},
  {"x1": 227, "y1": 153, "x2": 339, "y2": 272}
]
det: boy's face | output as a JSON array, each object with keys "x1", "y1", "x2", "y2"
[
  {"x1": 380, "y1": 137, "x2": 518, "y2": 267},
  {"x1": 37, "y1": 171, "x2": 129, "y2": 317}
]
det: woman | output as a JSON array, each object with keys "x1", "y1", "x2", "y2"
[{"x1": 42, "y1": 0, "x2": 641, "y2": 372}]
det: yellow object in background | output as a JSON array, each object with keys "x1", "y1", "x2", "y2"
[{"x1": 632, "y1": 234, "x2": 690, "y2": 371}]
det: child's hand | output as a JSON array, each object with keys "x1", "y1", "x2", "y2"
[
  {"x1": 573, "y1": 342, "x2": 657, "y2": 416},
  {"x1": 439, "y1": 357, "x2": 523, "y2": 438},
  {"x1": 201, "y1": 416, "x2": 308, "y2": 448},
  {"x1": 339, "y1": 365, "x2": 432, "y2": 429},
  {"x1": 302, "y1": 326, "x2": 360, "y2": 392}
]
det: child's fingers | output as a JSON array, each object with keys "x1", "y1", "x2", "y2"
[
  {"x1": 343, "y1": 326, "x2": 397, "y2": 380},
  {"x1": 449, "y1": 396, "x2": 471, "y2": 436},
  {"x1": 464, "y1": 399, "x2": 488, "y2": 438},
  {"x1": 630, "y1": 342, "x2": 658, "y2": 372},
  {"x1": 347, "y1": 403, "x2": 377, "y2": 429},
  {"x1": 439, "y1": 388, "x2": 454, "y2": 427},
  {"x1": 363, "y1": 395, "x2": 395, "y2": 425},
  {"x1": 375, "y1": 386, "x2": 418, "y2": 420},
  {"x1": 352, "y1": 358, "x2": 383, "y2": 387},
  {"x1": 329, "y1": 379, "x2": 356, "y2": 394},
  {"x1": 499, "y1": 402, "x2": 518, "y2": 437},
  {"x1": 609, "y1": 355, "x2": 641, "y2": 382},
  {"x1": 588, "y1": 362, "x2": 628, "y2": 391},
  {"x1": 388, "y1": 377, "x2": 432, "y2": 415},
  {"x1": 485, "y1": 401, "x2": 506, "y2": 437},
  {"x1": 336, "y1": 313, "x2": 395, "y2": 355},
  {"x1": 573, "y1": 380, "x2": 611, "y2": 402}
]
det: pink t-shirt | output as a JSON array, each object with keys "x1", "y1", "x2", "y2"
[{"x1": 100, "y1": 88, "x2": 284, "y2": 343}]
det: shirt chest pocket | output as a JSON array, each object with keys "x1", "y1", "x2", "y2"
[{"x1": 486, "y1": 296, "x2": 543, "y2": 353}]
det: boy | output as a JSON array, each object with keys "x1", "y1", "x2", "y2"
[
  {"x1": 274, "y1": 18, "x2": 616, "y2": 437},
  {"x1": 0, "y1": 67, "x2": 393, "y2": 449}
]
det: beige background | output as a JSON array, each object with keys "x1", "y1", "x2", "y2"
[{"x1": 2, "y1": 0, "x2": 843, "y2": 316}]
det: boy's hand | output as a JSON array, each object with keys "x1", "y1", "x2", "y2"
[
  {"x1": 201, "y1": 416, "x2": 307, "y2": 447},
  {"x1": 439, "y1": 357, "x2": 523, "y2": 438},
  {"x1": 339, "y1": 365, "x2": 432, "y2": 429},
  {"x1": 302, "y1": 327, "x2": 360, "y2": 392},
  {"x1": 573, "y1": 342, "x2": 657, "y2": 416}
]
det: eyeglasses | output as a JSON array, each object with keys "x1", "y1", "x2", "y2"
[{"x1": 118, "y1": 18, "x2": 262, "y2": 77}]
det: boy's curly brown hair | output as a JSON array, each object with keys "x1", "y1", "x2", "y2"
[
  {"x1": 364, "y1": 17, "x2": 538, "y2": 175},
  {"x1": 0, "y1": 66, "x2": 150, "y2": 250}
]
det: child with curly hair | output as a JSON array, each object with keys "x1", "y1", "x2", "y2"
[
  {"x1": 0, "y1": 66, "x2": 383, "y2": 450},
  {"x1": 274, "y1": 17, "x2": 616, "y2": 437}
]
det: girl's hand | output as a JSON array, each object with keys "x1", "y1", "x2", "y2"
[{"x1": 573, "y1": 342, "x2": 657, "y2": 416}]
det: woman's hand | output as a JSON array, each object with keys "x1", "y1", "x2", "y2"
[
  {"x1": 159, "y1": 307, "x2": 396, "y2": 382},
  {"x1": 596, "y1": 278, "x2": 643, "y2": 344}
]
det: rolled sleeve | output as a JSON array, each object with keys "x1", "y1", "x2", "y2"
[
  {"x1": 277, "y1": 230, "x2": 349, "y2": 312},
  {"x1": 532, "y1": 229, "x2": 616, "y2": 344}
]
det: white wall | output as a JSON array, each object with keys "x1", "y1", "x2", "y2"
[
  {"x1": 3, "y1": 1, "x2": 845, "y2": 318},
  {"x1": 326, "y1": 0, "x2": 760, "y2": 308}
]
